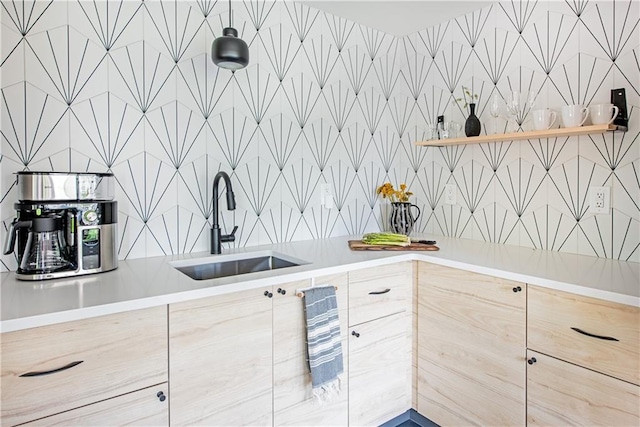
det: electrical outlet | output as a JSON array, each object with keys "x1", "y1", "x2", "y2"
[
  {"x1": 444, "y1": 184, "x2": 457, "y2": 205},
  {"x1": 588, "y1": 186, "x2": 610, "y2": 214},
  {"x1": 320, "y1": 183, "x2": 333, "y2": 209}
]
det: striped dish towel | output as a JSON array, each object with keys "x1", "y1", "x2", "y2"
[{"x1": 303, "y1": 285, "x2": 344, "y2": 400}]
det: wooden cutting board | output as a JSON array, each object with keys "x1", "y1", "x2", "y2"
[{"x1": 348, "y1": 240, "x2": 439, "y2": 251}]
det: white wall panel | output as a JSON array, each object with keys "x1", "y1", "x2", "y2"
[{"x1": 1, "y1": 0, "x2": 638, "y2": 270}]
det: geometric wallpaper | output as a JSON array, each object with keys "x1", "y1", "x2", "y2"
[{"x1": 1, "y1": 0, "x2": 638, "y2": 272}]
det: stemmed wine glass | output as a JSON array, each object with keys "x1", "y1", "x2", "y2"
[
  {"x1": 489, "y1": 92, "x2": 502, "y2": 134},
  {"x1": 526, "y1": 90, "x2": 537, "y2": 130},
  {"x1": 506, "y1": 91, "x2": 521, "y2": 131}
]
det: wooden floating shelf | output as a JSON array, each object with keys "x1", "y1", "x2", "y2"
[{"x1": 415, "y1": 124, "x2": 623, "y2": 147}]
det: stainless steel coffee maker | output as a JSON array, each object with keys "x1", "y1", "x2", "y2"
[{"x1": 3, "y1": 172, "x2": 118, "y2": 280}]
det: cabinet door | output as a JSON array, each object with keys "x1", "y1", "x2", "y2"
[
  {"x1": 273, "y1": 274, "x2": 349, "y2": 426},
  {"x1": 169, "y1": 289, "x2": 273, "y2": 426},
  {"x1": 23, "y1": 385, "x2": 168, "y2": 426},
  {"x1": 1, "y1": 306, "x2": 167, "y2": 426},
  {"x1": 417, "y1": 263, "x2": 525, "y2": 426},
  {"x1": 527, "y1": 351, "x2": 640, "y2": 426},
  {"x1": 349, "y1": 311, "x2": 411, "y2": 426}
]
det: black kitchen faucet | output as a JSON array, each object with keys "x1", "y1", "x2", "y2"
[{"x1": 211, "y1": 171, "x2": 238, "y2": 254}]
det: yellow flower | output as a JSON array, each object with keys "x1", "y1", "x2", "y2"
[{"x1": 376, "y1": 182, "x2": 413, "y2": 203}]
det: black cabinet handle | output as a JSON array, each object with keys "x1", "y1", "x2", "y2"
[
  {"x1": 512, "y1": 286, "x2": 522, "y2": 293},
  {"x1": 352, "y1": 331, "x2": 360, "y2": 338},
  {"x1": 20, "y1": 361, "x2": 83, "y2": 377},
  {"x1": 369, "y1": 288, "x2": 391, "y2": 295},
  {"x1": 157, "y1": 391, "x2": 166, "y2": 402},
  {"x1": 527, "y1": 357, "x2": 537, "y2": 365},
  {"x1": 264, "y1": 291, "x2": 273, "y2": 298},
  {"x1": 571, "y1": 327, "x2": 619, "y2": 342},
  {"x1": 277, "y1": 288, "x2": 286, "y2": 295}
]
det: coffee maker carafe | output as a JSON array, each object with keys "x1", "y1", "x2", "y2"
[
  {"x1": 3, "y1": 172, "x2": 118, "y2": 281},
  {"x1": 5, "y1": 216, "x2": 72, "y2": 273}
]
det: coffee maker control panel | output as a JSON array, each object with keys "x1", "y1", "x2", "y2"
[
  {"x1": 83, "y1": 209, "x2": 98, "y2": 224},
  {"x1": 81, "y1": 228, "x2": 101, "y2": 269}
]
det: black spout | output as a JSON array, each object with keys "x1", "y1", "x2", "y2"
[{"x1": 211, "y1": 171, "x2": 238, "y2": 254}]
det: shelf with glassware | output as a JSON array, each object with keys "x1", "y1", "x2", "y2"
[{"x1": 414, "y1": 123, "x2": 625, "y2": 147}]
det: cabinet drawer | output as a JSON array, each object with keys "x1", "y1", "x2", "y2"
[
  {"x1": 348, "y1": 262, "x2": 411, "y2": 326},
  {"x1": 528, "y1": 286, "x2": 639, "y2": 385},
  {"x1": 23, "y1": 384, "x2": 169, "y2": 426},
  {"x1": 1, "y1": 306, "x2": 168, "y2": 426},
  {"x1": 349, "y1": 312, "x2": 411, "y2": 426},
  {"x1": 527, "y1": 351, "x2": 639, "y2": 426}
]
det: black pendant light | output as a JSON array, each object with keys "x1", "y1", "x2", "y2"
[{"x1": 211, "y1": 0, "x2": 249, "y2": 70}]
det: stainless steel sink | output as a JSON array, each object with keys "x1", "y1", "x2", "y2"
[{"x1": 171, "y1": 251, "x2": 307, "y2": 281}]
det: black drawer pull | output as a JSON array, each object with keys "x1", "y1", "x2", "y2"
[
  {"x1": 352, "y1": 331, "x2": 360, "y2": 338},
  {"x1": 527, "y1": 357, "x2": 537, "y2": 365},
  {"x1": 157, "y1": 391, "x2": 166, "y2": 402},
  {"x1": 571, "y1": 327, "x2": 619, "y2": 342},
  {"x1": 20, "y1": 361, "x2": 83, "y2": 377},
  {"x1": 369, "y1": 288, "x2": 391, "y2": 295}
]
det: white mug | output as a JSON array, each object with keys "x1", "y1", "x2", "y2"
[
  {"x1": 590, "y1": 103, "x2": 620, "y2": 125},
  {"x1": 561, "y1": 105, "x2": 589, "y2": 128},
  {"x1": 532, "y1": 109, "x2": 557, "y2": 130}
]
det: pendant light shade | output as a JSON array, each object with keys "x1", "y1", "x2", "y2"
[
  {"x1": 211, "y1": 0, "x2": 249, "y2": 70},
  {"x1": 211, "y1": 27, "x2": 249, "y2": 70}
]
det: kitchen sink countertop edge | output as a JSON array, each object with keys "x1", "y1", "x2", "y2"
[{"x1": 1, "y1": 234, "x2": 638, "y2": 333}]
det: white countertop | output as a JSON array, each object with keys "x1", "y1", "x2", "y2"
[{"x1": 1, "y1": 235, "x2": 638, "y2": 333}]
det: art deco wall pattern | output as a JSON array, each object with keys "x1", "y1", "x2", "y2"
[{"x1": 1, "y1": 0, "x2": 638, "y2": 270}]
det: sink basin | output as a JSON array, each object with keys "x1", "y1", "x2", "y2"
[{"x1": 171, "y1": 251, "x2": 308, "y2": 281}]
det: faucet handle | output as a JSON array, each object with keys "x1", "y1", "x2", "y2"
[{"x1": 221, "y1": 225, "x2": 238, "y2": 243}]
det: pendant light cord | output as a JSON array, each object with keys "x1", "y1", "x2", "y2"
[{"x1": 228, "y1": 0, "x2": 232, "y2": 27}]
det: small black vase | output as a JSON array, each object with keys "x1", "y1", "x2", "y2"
[{"x1": 465, "y1": 103, "x2": 481, "y2": 137}]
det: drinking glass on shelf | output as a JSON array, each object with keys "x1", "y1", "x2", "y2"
[
  {"x1": 440, "y1": 122, "x2": 450, "y2": 139},
  {"x1": 426, "y1": 123, "x2": 439, "y2": 140},
  {"x1": 489, "y1": 92, "x2": 502, "y2": 134},
  {"x1": 506, "y1": 91, "x2": 522, "y2": 131},
  {"x1": 448, "y1": 122, "x2": 461, "y2": 138},
  {"x1": 525, "y1": 90, "x2": 538, "y2": 130}
]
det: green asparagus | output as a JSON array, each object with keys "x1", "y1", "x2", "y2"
[{"x1": 362, "y1": 232, "x2": 411, "y2": 246}]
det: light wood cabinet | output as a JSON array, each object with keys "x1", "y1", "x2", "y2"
[
  {"x1": 169, "y1": 288, "x2": 273, "y2": 426},
  {"x1": 527, "y1": 351, "x2": 640, "y2": 426},
  {"x1": 527, "y1": 286, "x2": 640, "y2": 425},
  {"x1": 416, "y1": 262, "x2": 526, "y2": 426},
  {"x1": 22, "y1": 385, "x2": 169, "y2": 426},
  {"x1": 170, "y1": 275, "x2": 350, "y2": 427},
  {"x1": 272, "y1": 274, "x2": 349, "y2": 426},
  {"x1": 7, "y1": 259, "x2": 638, "y2": 427},
  {"x1": 349, "y1": 312, "x2": 411, "y2": 426},
  {"x1": 348, "y1": 263, "x2": 412, "y2": 426},
  {"x1": 528, "y1": 285, "x2": 640, "y2": 385},
  {"x1": 1, "y1": 306, "x2": 168, "y2": 426}
]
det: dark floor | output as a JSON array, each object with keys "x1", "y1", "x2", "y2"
[{"x1": 382, "y1": 409, "x2": 439, "y2": 427}]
